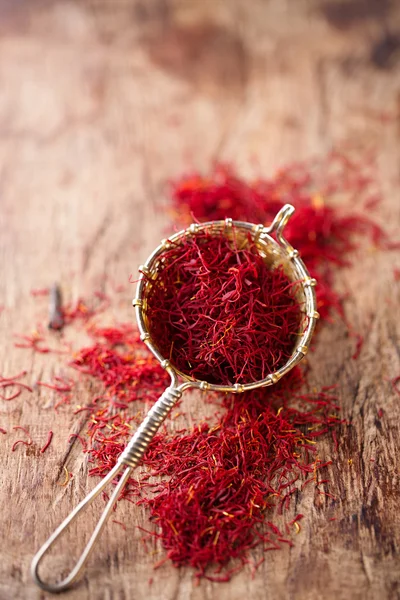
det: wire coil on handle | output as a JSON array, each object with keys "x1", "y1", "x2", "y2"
[
  {"x1": 31, "y1": 204, "x2": 318, "y2": 592},
  {"x1": 120, "y1": 386, "x2": 182, "y2": 468}
]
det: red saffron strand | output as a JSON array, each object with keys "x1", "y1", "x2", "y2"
[
  {"x1": 351, "y1": 334, "x2": 364, "y2": 360},
  {"x1": 0, "y1": 387, "x2": 21, "y2": 401},
  {"x1": 30, "y1": 288, "x2": 50, "y2": 297},
  {"x1": 37, "y1": 380, "x2": 73, "y2": 393},
  {"x1": 0, "y1": 380, "x2": 33, "y2": 401},
  {"x1": 40, "y1": 431, "x2": 54, "y2": 453},
  {"x1": 14, "y1": 332, "x2": 51, "y2": 354},
  {"x1": 13, "y1": 425, "x2": 31, "y2": 436},
  {"x1": 0, "y1": 370, "x2": 28, "y2": 382},
  {"x1": 391, "y1": 376, "x2": 400, "y2": 396},
  {"x1": 12, "y1": 439, "x2": 32, "y2": 451},
  {"x1": 12, "y1": 427, "x2": 32, "y2": 451},
  {"x1": 112, "y1": 520, "x2": 127, "y2": 531},
  {"x1": 68, "y1": 433, "x2": 88, "y2": 451}
]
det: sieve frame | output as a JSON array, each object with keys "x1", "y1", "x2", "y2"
[{"x1": 133, "y1": 204, "x2": 319, "y2": 394}]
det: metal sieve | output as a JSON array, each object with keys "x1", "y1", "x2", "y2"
[{"x1": 32, "y1": 204, "x2": 318, "y2": 592}]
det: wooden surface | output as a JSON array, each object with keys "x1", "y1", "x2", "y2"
[{"x1": 1, "y1": 1, "x2": 400, "y2": 599}]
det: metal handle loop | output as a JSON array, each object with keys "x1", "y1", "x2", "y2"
[
  {"x1": 31, "y1": 385, "x2": 183, "y2": 593},
  {"x1": 264, "y1": 203, "x2": 295, "y2": 246}
]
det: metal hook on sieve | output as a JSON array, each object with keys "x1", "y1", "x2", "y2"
[
  {"x1": 265, "y1": 203, "x2": 295, "y2": 247},
  {"x1": 32, "y1": 204, "x2": 318, "y2": 592}
]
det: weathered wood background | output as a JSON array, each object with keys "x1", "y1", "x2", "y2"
[{"x1": 0, "y1": 1, "x2": 399, "y2": 599}]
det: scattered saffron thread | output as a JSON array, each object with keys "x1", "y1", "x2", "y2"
[
  {"x1": 13, "y1": 425, "x2": 31, "y2": 437},
  {"x1": 11, "y1": 427, "x2": 32, "y2": 452},
  {"x1": 30, "y1": 288, "x2": 50, "y2": 297},
  {"x1": 12, "y1": 439, "x2": 32, "y2": 452},
  {"x1": 68, "y1": 433, "x2": 88, "y2": 452},
  {"x1": 112, "y1": 520, "x2": 127, "y2": 531},
  {"x1": 40, "y1": 431, "x2": 54, "y2": 454},
  {"x1": 391, "y1": 377, "x2": 400, "y2": 397},
  {"x1": 0, "y1": 371, "x2": 32, "y2": 401}
]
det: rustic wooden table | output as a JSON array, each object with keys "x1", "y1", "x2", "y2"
[{"x1": 0, "y1": 1, "x2": 399, "y2": 599}]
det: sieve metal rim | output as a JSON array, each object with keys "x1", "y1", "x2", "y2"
[{"x1": 133, "y1": 204, "x2": 319, "y2": 394}]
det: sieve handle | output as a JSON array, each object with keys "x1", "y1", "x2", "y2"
[
  {"x1": 31, "y1": 385, "x2": 183, "y2": 593},
  {"x1": 265, "y1": 203, "x2": 295, "y2": 246}
]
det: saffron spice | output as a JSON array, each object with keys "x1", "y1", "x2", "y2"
[
  {"x1": 140, "y1": 374, "x2": 342, "y2": 576},
  {"x1": 12, "y1": 425, "x2": 32, "y2": 452},
  {"x1": 12, "y1": 439, "x2": 32, "y2": 452},
  {"x1": 40, "y1": 430, "x2": 54, "y2": 454},
  {"x1": 68, "y1": 434, "x2": 87, "y2": 450},
  {"x1": 14, "y1": 331, "x2": 51, "y2": 354},
  {"x1": 0, "y1": 371, "x2": 32, "y2": 401},
  {"x1": 170, "y1": 157, "x2": 398, "y2": 321},
  {"x1": 144, "y1": 230, "x2": 303, "y2": 385},
  {"x1": 112, "y1": 520, "x2": 127, "y2": 531},
  {"x1": 37, "y1": 376, "x2": 74, "y2": 393},
  {"x1": 30, "y1": 288, "x2": 50, "y2": 297},
  {"x1": 17, "y1": 153, "x2": 397, "y2": 583},
  {"x1": 391, "y1": 376, "x2": 400, "y2": 396}
]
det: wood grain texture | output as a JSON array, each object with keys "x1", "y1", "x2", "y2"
[{"x1": 0, "y1": 1, "x2": 399, "y2": 599}]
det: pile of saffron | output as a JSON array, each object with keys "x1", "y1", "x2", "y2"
[
  {"x1": 7, "y1": 152, "x2": 398, "y2": 581},
  {"x1": 144, "y1": 230, "x2": 303, "y2": 385}
]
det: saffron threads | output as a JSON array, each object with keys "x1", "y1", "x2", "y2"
[
  {"x1": 68, "y1": 433, "x2": 88, "y2": 451},
  {"x1": 0, "y1": 370, "x2": 28, "y2": 381},
  {"x1": 0, "y1": 371, "x2": 32, "y2": 401},
  {"x1": 40, "y1": 431, "x2": 54, "y2": 454},
  {"x1": 144, "y1": 230, "x2": 303, "y2": 385},
  {"x1": 12, "y1": 439, "x2": 32, "y2": 452},
  {"x1": 30, "y1": 288, "x2": 50, "y2": 297},
  {"x1": 391, "y1": 376, "x2": 400, "y2": 396},
  {"x1": 11, "y1": 425, "x2": 32, "y2": 452},
  {"x1": 13, "y1": 153, "x2": 398, "y2": 580},
  {"x1": 140, "y1": 378, "x2": 342, "y2": 574},
  {"x1": 41, "y1": 320, "x2": 341, "y2": 577},
  {"x1": 351, "y1": 333, "x2": 364, "y2": 361},
  {"x1": 170, "y1": 158, "x2": 398, "y2": 321},
  {"x1": 13, "y1": 425, "x2": 31, "y2": 437},
  {"x1": 37, "y1": 376, "x2": 74, "y2": 393},
  {"x1": 112, "y1": 520, "x2": 127, "y2": 531},
  {"x1": 0, "y1": 383, "x2": 32, "y2": 400},
  {"x1": 63, "y1": 295, "x2": 111, "y2": 324},
  {"x1": 14, "y1": 331, "x2": 51, "y2": 354}
]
